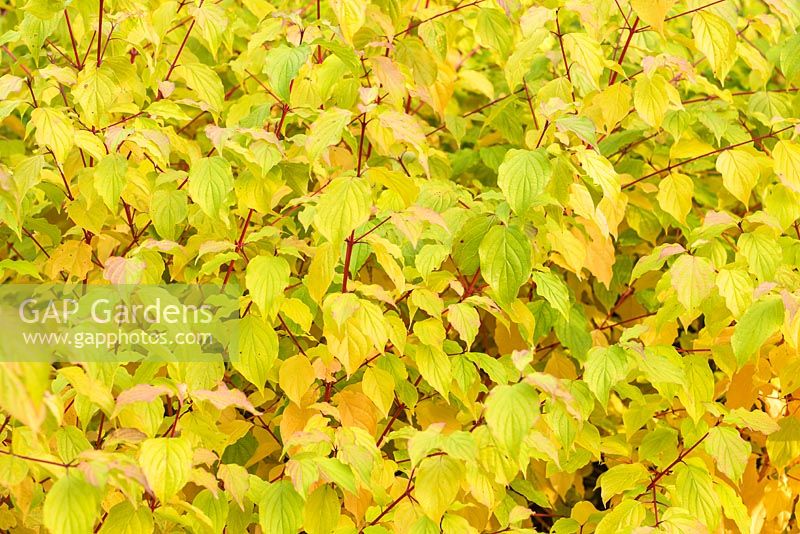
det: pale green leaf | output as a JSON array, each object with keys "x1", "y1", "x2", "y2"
[
  {"x1": 478, "y1": 225, "x2": 532, "y2": 305},
  {"x1": 497, "y1": 148, "x2": 551, "y2": 214},
  {"x1": 187, "y1": 156, "x2": 234, "y2": 219},
  {"x1": 246, "y1": 255, "x2": 290, "y2": 320},
  {"x1": 731, "y1": 296, "x2": 784, "y2": 365},
  {"x1": 138, "y1": 437, "x2": 193, "y2": 503},
  {"x1": 259, "y1": 480, "x2": 303, "y2": 534},
  {"x1": 484, "y1": 382, "x2": 538, "y2": 456},
  {"x1": 704, "y1": 426, "x2": 749, "y2": 482},
  {"x1": 43, "y1": 475, "x2": 100, "y2": 534}
]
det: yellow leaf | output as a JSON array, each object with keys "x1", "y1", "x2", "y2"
[
  {"x1": 592, "y1": 83, "x2": 631, "y2": 132},
  {"x1": 564, "y1": 33, "x2": 604, "y2": 89},
  {"x1": 414, "y1": 456, "x2": 464, "y2": 521},
  {"x1": 670, "y1": 254, "x2": 716, "y2": 310},
  {"x1": 577, "y1": 149, "x2": 621, "y2": 200},
  {"x1": 279, "y1": 354, "x2": 315, "y2": 405},
  {"x1": 634, "y1": 74, "x2": 669, "y2": 128},
  {"x1": 45, "y1": 241, "x2": 93, "y2": 281},
  {"x1": 175, "y1": 63, "x2": 224, "y2": 113},
  {"x1": 362, "y1": 367, "x2": 394, "y2": 416},
  {"x1": 73, "y1": 65, "x2": 116, "y2": 127},
  {"x1": 716, "y1": 149, "x2": 759, "y2": 205},
  {"x1": 774, "y1": 140, "x2": 800, "y2": 193},
  {"x1": 631, "y1": 0, "x2": 676, "y2": 34},
  {"x1": 306, "y1": 242, "x2": 340, "y2": 303},
  {"x1": 30, "y1": 108, "x2": 74, "y2": 162},
  {"x1": 692, "y1": 12, "x2": 736, "y2": 81},
  {"x1": 331, "y1": 0, "x2": 365, "y2": 43},
  {"x1": 657, "y1": 172, "x2": 693, "y2": 223}
]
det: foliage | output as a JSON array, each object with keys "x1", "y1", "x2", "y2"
[{"x1": 1, "y1": 0, "x2": 800, "y2": 532}]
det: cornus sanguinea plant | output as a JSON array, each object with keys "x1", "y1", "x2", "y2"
[{"x1": 1, "y1": 0, "x2": 800, "y2": 532}]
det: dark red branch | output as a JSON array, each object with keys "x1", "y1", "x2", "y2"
[
  {"x1": 341, "y1": 232, "x2": 355, "y2": 292},
  {"x1": 97, "y1": 0, "x2": 104, "y2": 67},
  {"x1": 394, "y1": 0, "x2": 483, "y2": 39},
  {"x1": 64, "y1": 10, "x2": 82, "y2": 68},
  {"x1": 608, "y1": 17, "x2": 639, "y2": 86},
  {"x1": 623, "y1": 125, "x2": 795, "y2": 189}
]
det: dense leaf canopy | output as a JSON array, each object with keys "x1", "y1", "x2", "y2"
[{"x1": 1, "y1": 0, "x2": 800, "y2": 532}]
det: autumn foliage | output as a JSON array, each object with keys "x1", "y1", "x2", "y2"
[{"x1": 1, "y1": 0, "x2": 800, "y2": 532}]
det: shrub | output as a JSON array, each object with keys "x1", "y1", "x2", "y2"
[{"x1": 1, "y1": 0, "x2": 800, "y2": 532}]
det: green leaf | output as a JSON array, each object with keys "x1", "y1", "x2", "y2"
[
  {"x1": 188, "y1": 157, "x2": 234, "y2": 219},
  {"x1": 634, "y1": 74, "x2": 669, "y2": 128},
  {"x1": 263, "y1": 45, "x2": 311, "y2": 102},
  {"x1": 303, "y1": 486, "x2": 340, "y2": 534},
  {"x1": 73, "y1": 65, "x2": 116, "y2": 127},
  {"x1": 594, "y1": 499, "x2": 646, "y2": 534},
  {"x1": 446, "y1": 302, "x2": 480, "y2": 348},
  {"x1": 766, "y1": 417, "x2": 800, "y2": 469},
  {"x1": 584, "y1": 345, "x2": 629, "y2": 405},
  {"x1": 724, "y1": 408, "x2": 780, "y2": 435},
  {"x1": 231, "y1": 314, "x2": 278, "y2": 391},
  {"x1": 716, "y1": 482, "x2": 751, "y2": 534},
  {"x1": 669, "y1": 254, "x2": 716, "y2": 311},
  {"x1": 497, "y1": 148, "x2": 551, "y2": 214},
  {"x1": 312, "y1": 176, "x2": 371, "y2": 245},
  {"x1": 563, "y1": 32, "x2": 604, "y2": 89},
  {"x1": 452, "y1": 215, "x2": 494, "y2": 276},
  {"x1": 715, "y1": 266, "x2": 754, "y2": 319},
  {"x1": 781, "y1": 34, "x2": 800, "y2": 83},
  {"x1": 43, "y1": 474, "x2": 101, "y2": 534},
  {"x1": 93, "y1": 154, "x2": 128, "y2": 211},
  {"x1": 484, "y1": 382, "x2": 538, "y2": 456},
  {"x1": 674, "y1": 461, "x2": 721, "y2": 531},
  {"x1": 692, "y1": 11, "x2": 736, "y2": 81},
  {"x1": 479, "y1": 225, "x2": 532, "y2": 305},
  {"x1": 597, "y1": 463, "x2": 649, "y2": 503},
  {"x1": 677, "y1": 355, "x2": 714, "y2": 422},
  {"x1": 150, "y1": 189, "x2": 188, "y2": 240},
  {"x1": 413, "y1": 344, "x2": 452, "y2": 399},
  {"x1": 259, "y1": 480, "x2": 304, "y2": 534},
  {"x1": 97, "y1": 501, "x2": 154, "y2": 534},
  {"x1": 246, "y1": 255, "x2": 290, "y2": 320},
  {"x1": 138, "y1": 437, "x2": 193, "y2": 503},
  {"x1": 414, "y1": 456, "x2": 464, "y2": 521},
  {"x1": 475, "y1": 8, "x2": 512, "y2": 56},
  {"x1": 731, "y1": 296, "x2": 784, "y2": 365},
  {"x1": 305, "y1": 108, "x2": 352, "y2": 163},
  {"x1": 531, "y1": 270, "x2": 570, "y2": 318},
  {"x1": 774, "y1": 140, "x2": 800, "y2": 192},
  {"x1": 331, "y1": 0, "x2": 365, "y2": 43},
  {"x1": 738, "y1": 228, "x2": 782, "y2": 281},
  {"x1": 704, "y1": 426, "x2": 749, "y2": 482},
  {"x1": 176, "y1": 62, "x2": 225, "y2": 113}
]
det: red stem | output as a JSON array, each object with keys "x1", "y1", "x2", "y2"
[
  {"x1": 164, "y1": 0, "x2": 204, "y2": 82},
  {"x1": 356, "y1": 116, "x2": 367, "y2": 176},
  {"x1": 644, "y1": 431, "x2": 710, "y2": 492},
  {"x1": 64, "y1": 10, "x2": 82, "y2": 68},
  {"x1": 97, "y1": 0, "x2": 104, "y2": 67},
  {"x1": 623, "y1": 125, "x2": 795, "y2": 189},
  {"x1": 395, "y1": 0, "x2": 484, "y2": 38},
  {"x1": 341, "y1": 232, "x2": 355, "y2": 292},
  {"x1": 608, "y1": 17, "x2": 639, "y2": 86},
  {"x1": 222, "y1": 208, "x2": 255, "y2": 287},
  {"x1": 554, "y1": 10, "x2": 573, "y2": 92},
  {"x1": 278, "y1": 314, "x2": 307, "y2": 356}
]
